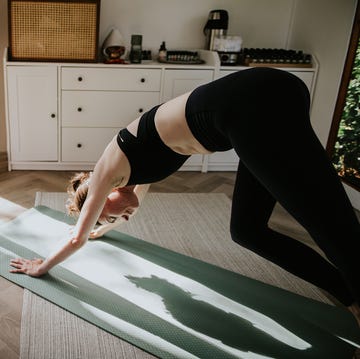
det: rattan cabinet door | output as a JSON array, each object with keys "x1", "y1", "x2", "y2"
[{"x1": 6, "y1": 66, "x2": 58, "y2": 161}]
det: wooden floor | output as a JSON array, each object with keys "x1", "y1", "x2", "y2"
[
  {"x1": 0, "y1": 153, "x2": 236, "y2": 359},
  {"x1": 1, "y1": 153, "x2": 359, "y2": 359}
]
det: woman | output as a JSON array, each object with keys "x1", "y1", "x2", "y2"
[{"x1": 10, "y1": 68, "x2": 360, "y2": 323}]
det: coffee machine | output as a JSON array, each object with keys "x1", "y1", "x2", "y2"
[{"x1": 203, "y1": 10, "x2": 228, "y2": 51}]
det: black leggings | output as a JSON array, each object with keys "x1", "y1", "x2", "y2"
[{"x1": 189, "y1": 68, "x2": 360, "y2": 306}]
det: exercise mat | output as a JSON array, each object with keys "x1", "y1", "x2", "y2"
[{"x1": 0, "y1": 206, "x2": 359, "y2": 359}]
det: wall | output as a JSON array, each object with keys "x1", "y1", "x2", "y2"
[
  {"x1": 0, "y1": 0, "x2": 8, "y2": 152},
  {"x1": 0, "y1": 0, "x2": 293, "y2": 152},
  {"x1": 99, "y1": 0, "x2": 293, "y2": 53},
  {"x1": 289, "y1": 0, "x2": 357, "y2": 145}
]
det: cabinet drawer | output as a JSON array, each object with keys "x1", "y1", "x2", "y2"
[
  {"x1": 62, "y1": 91, "x2": 160, "y2": 127},
  {"x1": 62, "y1": 127, "x2": 119, "y2": 162},
  {"x1": 61, "y1": 67, "x2": 161, "y2": 91}
]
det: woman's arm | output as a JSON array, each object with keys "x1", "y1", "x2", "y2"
[{"x1": 10, "y1": 136, "x2": 131, "y2": 276}]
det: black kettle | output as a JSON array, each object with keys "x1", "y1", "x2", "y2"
[{"x1": 203, "y1": 10, "x2": 229, "y2": 50}]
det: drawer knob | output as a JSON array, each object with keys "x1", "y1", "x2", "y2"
[
  {"x1": 138, "y1": 108, "x2": 144, "y2": 113},
  {"x1": 50, "y1": 113, "x2": 56, "y2": 118},
  {"x1": 77, "y1": 107, "x2": 82, "y2": 112},
  {"x1": 140, "y1": 78, "x2": 145, "y2": 83},
  {"x1": 77, "y1": 76, "x2": 83, "y2": 82},
  {"x1": 77, "y1": 143, "x2": 82, "y2": 148}
]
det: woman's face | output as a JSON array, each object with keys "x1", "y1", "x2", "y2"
[{"x1": 98, "y1": 189, "x2": 139, "y2": 225}]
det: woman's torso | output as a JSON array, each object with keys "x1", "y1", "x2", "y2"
[
  {"x1": 121, "y1": 68, "x2": 309, "y2": 185},
  {"x1": 127, "y1": 91, "x2": 212, "y2": 156}
]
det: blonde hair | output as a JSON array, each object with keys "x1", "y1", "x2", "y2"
[{"x1": 66, "y1": 172, "x2": 91, "y2": 217}]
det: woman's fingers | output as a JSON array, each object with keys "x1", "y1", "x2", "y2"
[
  {"x1": 10, "y1": 258, "x2": 24, "y2": 266},
  {"x1": 10, "y1": 268, "x2": 24, "y2": 273},
  {"x1": 89, "y1": 231, "x2": 97, "y2": 238},
  {"x1": 9, "y1": 258, "x2": 26, "y2": 273}
]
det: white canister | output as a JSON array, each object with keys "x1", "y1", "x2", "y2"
[{"x1": 213, "y1": 35, "x2": 242, "y2": 52}]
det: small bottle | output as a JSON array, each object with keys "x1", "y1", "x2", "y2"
[
  {"x1": 130, "y1": 35, "x2": 142, "y2": 63},
  {"x1": 158, "y1": 41, "x2": 167, "y2": 62}
]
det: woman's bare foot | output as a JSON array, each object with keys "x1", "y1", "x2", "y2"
[{"x1": 348, "y1": 302, "x2": 360, "y2": 327}]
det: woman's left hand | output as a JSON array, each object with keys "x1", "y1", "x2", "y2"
[
  {"x1": 89, "y1": 226, "x2": 110, "y2": 239},
  {"x1": 9, "y1": 258, "x2": 45, "y2": 277}
]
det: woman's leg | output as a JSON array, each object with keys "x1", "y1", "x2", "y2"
[
  {"x1": 231, "y1": 161, "x2": 354, "y2": 305},
  {"x1": 225, "y1": 69, "x2": 360, "y2": 306}
]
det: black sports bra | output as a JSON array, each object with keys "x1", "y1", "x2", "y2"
[{"x1": 117, "y1": 105, "x2": 190, "y2": 186}]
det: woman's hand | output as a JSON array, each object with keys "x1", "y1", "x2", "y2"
[
  {"x1": 89, "y1": 216, "x2": 129, "y2": 239},
  {"x1": 9, "y1": 258, "x2": 45, "y2": 277},
  {"x1": 89, "y1": 227, "x2": 108, "y2": 239}
]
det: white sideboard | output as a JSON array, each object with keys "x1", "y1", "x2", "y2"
[{"x1": 3, "y1": 49, "x2": 318, "y2": 172}]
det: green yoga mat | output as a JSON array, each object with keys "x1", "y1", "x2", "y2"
[{"x1": 0, "y1": 206, "x2": 359, "y2": 359}]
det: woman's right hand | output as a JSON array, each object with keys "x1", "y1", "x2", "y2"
[{"x1": 9, "y1": 258, "x2": 45, "y2": 277}]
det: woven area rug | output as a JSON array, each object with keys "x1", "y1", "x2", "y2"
[{"x1": 0, "y1": 192, "x2": 359, "y2": 358}]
